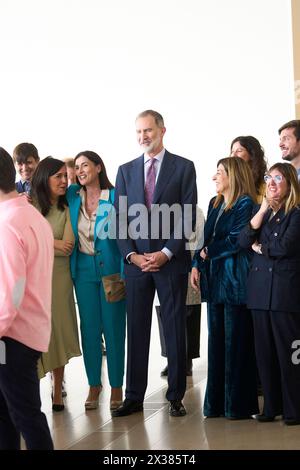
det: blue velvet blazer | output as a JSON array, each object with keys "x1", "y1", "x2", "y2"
[{"x1": 192, "y1": 195, "x2": 254, "y2": 305}]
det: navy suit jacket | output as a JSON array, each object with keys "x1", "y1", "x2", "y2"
[
  {"x1": 239, "y1": 206, "x2": 300, "y2": 312},
  {"x1": 114, "y1": 150, "x2": 197, "y2": 276},
  {"x1": 15, "y1": 180, "x2": 26, "y2": 193}
]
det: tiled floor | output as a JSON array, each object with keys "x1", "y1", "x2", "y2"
[{"x1": 39, "y1": 307, "x2": 300, "y2": 450}]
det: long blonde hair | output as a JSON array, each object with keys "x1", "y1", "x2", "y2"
[
  {"x1": 213, "y1": 157, "x2": 257, "y2": 210},
  {"x1": 267, "y1": 163, "x2": 300, "y2": 213}
]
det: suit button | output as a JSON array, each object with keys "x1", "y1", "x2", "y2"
[
  {"x1": 254, "y1": 267, "x2": 258, "y2": 271},
  {"x1": 99, "y1": 262, "x2": 104, "y2": 267},
  {"x1": 269, "y1": 267, "x2": 272, "y2": 272},
  {"x1": 274, "y1": 233, "x2": 278, "y2": 237}
]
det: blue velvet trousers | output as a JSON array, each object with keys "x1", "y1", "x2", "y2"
[{"x1": 204, "y1": 303, "x2": 259, "y2": 418}]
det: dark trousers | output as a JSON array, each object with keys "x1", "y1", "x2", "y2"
[
  {"x1": 204, "y1": 303, "x2": 259, "y2": 418},
  {"x1": 125, "y1": 271, "x2": 188, "y2": 402},
  {"x1": 156, "y1": 305, "x2": 201, "y2": 359},
  {"x1": 0, "y1": 337, "x2": 53, "y2": 450},
  {"x1": 252, "y1": 309, "x2": 300, "y2": 419}
]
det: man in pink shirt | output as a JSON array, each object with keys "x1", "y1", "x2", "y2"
[{"x1": 0, "y1": 147, "x2": 54, "y2": 450}]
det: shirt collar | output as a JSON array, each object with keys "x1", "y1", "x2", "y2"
[
  {"x1": 79, "y1": 187, "x2": 109, "y2": 201},
  {"x1": 144, "y1": 148, "x2": 165, "y2": 165}
]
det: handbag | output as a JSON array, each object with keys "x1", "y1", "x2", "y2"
[{"x1": 102, "y1": 273, "x2": 126, "y2": 303}]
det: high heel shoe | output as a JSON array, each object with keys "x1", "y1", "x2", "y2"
[
  {"x1": 110, "y1": 400, "x2": 123, "y2": 411},
  {"x1": 51, "y1": 393, "x2": 64, "y2": 412},
  {"x1": 85, "y1": 385, "x2": 102, "y2": 410},
  {"x1": 110, "y1": 387, "x2": 123, "y2": 410},
  {"x1": 52, "y1": 402, "x2": 65, "y2": 412}
]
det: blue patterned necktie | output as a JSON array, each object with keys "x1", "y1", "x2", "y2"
[{"x1": 145, "y1": 158, "x2": 156, "y2": 210}]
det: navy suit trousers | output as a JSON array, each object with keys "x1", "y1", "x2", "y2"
[{"x1": 125, "y1": 271, "x2": 188, "y2": 402}]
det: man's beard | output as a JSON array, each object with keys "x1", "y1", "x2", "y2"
[
  {"x1": 141, "y1": 137, "x2": 160, "y2": 154},
  {"x1": 282, "y1": 152, "x2": 295, "y2": 162}
]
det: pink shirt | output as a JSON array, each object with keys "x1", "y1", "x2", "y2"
[{"x1": 0, "y1": 196, "x2": 54, "y2": 352}]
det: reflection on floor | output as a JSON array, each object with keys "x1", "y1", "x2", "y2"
[{"x1": 39, "y1": 307, "x2": 300, "y2": 450}]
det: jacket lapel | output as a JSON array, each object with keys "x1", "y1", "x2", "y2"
[
  {"x1": 263, "y1": 207, "x2": 285, "y2": 239},
  {"x1": 70, "y1": 189, "x2": 82, "y2": 242},
  {"x1": 152, "y1": 151, "x2": 175, "y2": 204},
  {"x1": 134, "y1": 155, "x2": 146, "y2": 205}
]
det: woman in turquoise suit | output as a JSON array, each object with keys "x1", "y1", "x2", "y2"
[
  {"x1": 191, "y1": 157, "x2": 259, "y2": 419},
  {"x1": 67, "y1": 151, "x2": 126, "y2": 410}
]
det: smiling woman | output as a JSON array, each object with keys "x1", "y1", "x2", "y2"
[
  {"x1": 31, "y1": 157, "x2": 81, "y2": 412},
  {"x1": 239, "y1": 162, "x2": 300, "y2": 425},
  {"x1": 67, "y1": 150, "x2": 126, "y2": 411},
  {"x1": 191, "y1": 157, "x2": 259, "y2": 420}
]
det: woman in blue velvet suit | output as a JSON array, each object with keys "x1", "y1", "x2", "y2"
[
  {"x1": 67, "y1": 151, "x2": 126, "y2": 410},
  {"x1": 191, "y1": 157, "x2": 259, "y2": 419},
  {"x1": 239, "y1": 163, "x2": 300, "y2": 425}
]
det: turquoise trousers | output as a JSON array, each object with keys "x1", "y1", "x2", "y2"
[{"x1": 74, "y1": 252, "x2": 126, "y2": 387}]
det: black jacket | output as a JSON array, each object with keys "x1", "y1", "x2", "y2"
[{"x1": 239, "y1": 206, "x2": 300, "y2": 312}]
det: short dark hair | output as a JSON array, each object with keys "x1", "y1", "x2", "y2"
[
  {"x1": 74, "y1": 151, "x2": 113, "y2": 189},
  {"x1": 136, "y1": 110, "x2": 165, "y2": 128},
  {"x1": 0, "y1": 147, "x2": 16, "y2": 193},
  {"x1": 31, "y1": 157, "x2": 67, "y2": 216},
  {"x1": 278, "y1": 120, "x2": 300, "y2": 141},
  {"x1": 13, "y1": 142, "x2": 40, "y2": 164}
]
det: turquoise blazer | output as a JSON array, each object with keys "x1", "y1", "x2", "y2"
[{"x1": 67, "y1": 185, "x2": 123, "y2": 280}]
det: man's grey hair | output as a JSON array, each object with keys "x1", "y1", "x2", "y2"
[{"x1": 136, "y1": 110, "x2": 165, "y2": 128}]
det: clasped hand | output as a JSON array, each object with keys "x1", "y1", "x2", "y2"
[
  {"x1": 54, "y1": 239, "x2": 74, "y2": 255},
  {"x1": 131, "y1": 252, "x2": 168, "y2": 272}
]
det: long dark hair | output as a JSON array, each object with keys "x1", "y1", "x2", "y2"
[
  {"x1": 31, "y1": 157, "x2": 67, "y2": 216},
  {"x1": 230, "y1": 136, "x2": 267, "y2": 194},
  {"x1": 74, "y1": 151, "x2": 114, "y2": 189}
]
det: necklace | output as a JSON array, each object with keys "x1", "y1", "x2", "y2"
[{"x1": 86, "y1": 190, "x2": 101, "y2": 217}]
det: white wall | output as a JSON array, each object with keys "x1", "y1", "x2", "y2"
[{"x1": 0, "y1": 0, "x2": 294, "y2": 210}]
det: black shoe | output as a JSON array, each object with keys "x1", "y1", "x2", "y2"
[
  {"x1": 227, "y1": 415, "x2": 252, "y2": 420},
  {"x1": 169, "y1": 400, "x2": 186, "y2": 417},
  {"x1": 111, "y1": 399, "x2": 143, "y2": 417},
  {"x1": 186, "y1": 359, "x2": 193, "y2": 376},
  {"x1": 52, "y1": 403, "x2": 65, "y2": 412},
  {"x1": 284, "y1": 418, "x2": 300, "y2": 426},
  {"x1": 160, "y1": 365, "x2": 168, "y2": 377},
  {"x1": 255, "y1": 414, "x2": 275, "y2": 422}
]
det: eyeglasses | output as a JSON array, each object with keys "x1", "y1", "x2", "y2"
[{"x1": 264, "y1": 174, "x2": 284, "y2": 184}]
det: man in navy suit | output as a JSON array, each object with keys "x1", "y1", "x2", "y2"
[
  {"x1": 13, "y1": 143, "x2": 40, "y2": 195},
  {"x1": 113, "y1": 110, "x2": 197, "y2": 417}
]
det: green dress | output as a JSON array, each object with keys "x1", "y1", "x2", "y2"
[{"x1": 38, "y1": 205, "x2": 81, "y2": 377}]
